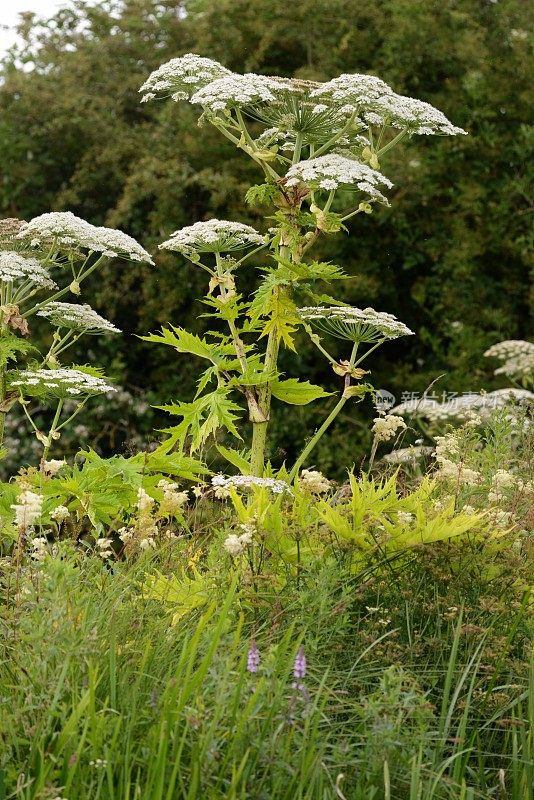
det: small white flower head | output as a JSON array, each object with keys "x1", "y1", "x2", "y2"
[
  {"x1": 37, "y1": 302, "x2": 121, "y2": 334},
  {"x1": 190, "y1": 73, "x2": 295, "y2": 112},
  {"x1": 137, "y1": 486, "x2": 155, "y2": 512},
  {"x1": 484, "y1": 340, "x2": 534, "y2": 380},
  {"x1": 43, "y1": 459, "x2": 65, "y2": 476},
  {"x1": 299, "y1": 469, "x2": 331, "y2": 494},
  {"x1": 18, "y1": 211, "x2": 154, "y2": 264},
  {"x1": 299, "y1": 305, "x2": 414, "y2": 343},
  {"x1": 96, "y1": 537, "x2": 114, "y2": 559},
  {"x1": 363, "y1": 93, "x2": 467, "y2": 136},
  {"x1": 382, "y1": 445, "x2": 434, "y2": 464},
  {"x1": 139, "y1": 54, "x2": 232, "y2": 102},
  {"x1": 223, "y1": 533, "x2": 247, "y2": 557},
  {"x1": 211, "y1": 474, "x2": 291, "y2": 495},
  {"x1": 29, "y1": 535, "x2": 48, "y2": 561},
  {"x1": 11, "y1": 490, "x2": 43, "y2": 531},
  {"x1": 160, "y1": 219, "x2": 264, "y2": 257},
  {"x1": 50, "y1": 504, "x2": 70, "y2": 522},
  {"x1": 0, "y1": 251, "x2": 58, "y2": 289},
  {"x1": 310, "y1": 73, "x2": 393, "y2": 113},
  {"x1": 9, "y1": 368, "x2": 116, "y2": 399},
  {"x1": 397, "y1": 511, "x2": 414, "y2": 525},
  {"x1": 285, "y1": 154, "x2": 392, "y2": 201},
  {"x1": 372, "y1": 414, "x2": 407, "y2": 443}
]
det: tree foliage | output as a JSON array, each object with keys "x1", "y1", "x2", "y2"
[{"x1": 0, "y1": 0, "x2": 532, "y2": 467}]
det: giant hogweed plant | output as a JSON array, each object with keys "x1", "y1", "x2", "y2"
[
  {"x1": 141, "y1": 54, "x2": 466, "y2": 478},
  {"x1": 0, "y1": 213, "x2": 153, "y2": 465}
]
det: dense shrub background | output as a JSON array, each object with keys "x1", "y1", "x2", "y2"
[{"x1": 0, "y1": 0, "x2": 532, "y2": 469}]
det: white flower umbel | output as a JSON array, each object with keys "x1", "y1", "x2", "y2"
[
  {"x1": 160, "y1": 219, "x2": 264, "y2": 257},
  {"x1": 212, "y1": 474, "x2": 291, "y2": 495},
  {"x1": 284, "y1": 154, "x2": 392, "y2": 200},
  {"x1": 139, "y1": 54, "x2": 232, "y2": 102},
  {"x1": 310, "y1": 73, "x2": 393, "y2": 113},
  {"x1": 37, "y1": 303, "x2": 121, "y2": 334},
  {"x1": 0, "y1": 251, "x2": 57, "y2": 290},
  {"x1": 484, "y1": 340, "x2": 534, "y2": 380},
  {"x1": 18, "y1": 212, "x2": 154, "y2": 264},
  {"x1": 9, "y1": 368, "x2": 116, "y2": 398},
  {"x1": 191, "y1": 73, "x2": 295, "y2": 112},
  {"x1": 363, "y1": 93, "x2": 467, "y2": 136},
  {"x1": 391, "y1": 388, "x2": 534, "y2": 423},
  {"x1": 299, "y1": 306, "x2": 414, "y2": 343}
]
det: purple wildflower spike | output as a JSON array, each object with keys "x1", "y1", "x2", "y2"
[
  {"x1": 293, "y1": 646, "x2": 306, "y2": 679},
  {"x1": 247, "y1": 640, "x2": 260, "y2": 673}
]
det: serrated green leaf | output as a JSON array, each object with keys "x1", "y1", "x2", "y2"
[
  {"x1": 215, "y1": 444, "x2": 252, "y2": 474},
  {"x1": 271, "y1": 378, "x2": 333, "y2": 405}
]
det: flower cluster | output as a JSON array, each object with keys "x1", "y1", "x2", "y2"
[
  {"x1": 157, "y1": 479, "x2": 189, "y2": 517},
  {"x1": 119, "y1": 487, "x2": 158, "y2": 550},
  {"x1": 299, "y1": 468, "x2": 331, "y2": 494},
  {"x1": 433, "y1": 433, "x2": 481, "y2": 485},
  {"x1": 37, "y1": 302, "x2": 120, "y2": 334},
  {"x1": 212, "y1": 474, "x2": 291, "y2": 497},
  {"x1": 18, "y1": 211, "x2": 153, "y2": 264},
  {"x1": 160, "y1": 219, "x2": 264, "y2": 257},
  {"x1": 382, "y1": 445, "x2": 434, "y2": 465},
  {"x1": 284, "y1": 154, "x2": 392, "y2": 200},
  {"x1": 190, "y1": 73, "x2": 294, "y2": 112},
  {"x1": 299, "y1": 305, "x2": 414, "y2": 343},
  {"x1": 372, "y1": 414, "x2": 407, "y2": 443},
  {"x1": 223, "y1": 520, "x2": 256, "y2": 557},
  {"x1": 362, "y1": 93, "x2": 467, "y2": 136},
  {"x1": 310, "y1": 73, "x2": 393, "y2": 113},
  {"x1": 309, "y1": 74, "x2": 466, "y2": 136},
  {"x1": 484, "y1": 339, "x2": 534, "y2": 380},
  {"x1": 29, "y1": 535, "x2": 48, "y2": 561},
  {"x1": 391, "y1": 389, "x2": 534, "y2": 423},
  {"x1": 0, "y1": 251, "x2": 57, "y2": 289},
  {"x1": 139, "y1": 53, "x2": 231, "y2": 102},
  {"x1": 11, "y1": 489, "x2": 43, "y2": 531},
  {"x1": 9, "y1": 368, "x2": 116, "y2": 398}
]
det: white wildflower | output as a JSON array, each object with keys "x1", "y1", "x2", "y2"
[
  {"x1": 37, "y1": 303, "x2": 120, "y2": 334},
  {"x1": 397, "y1": 511, "x2": 414, "y2": 525},
  {"x1": 310, "y1": 73, "x2": 393, "y2": 112},
  {"x1": 0, "y1": 251, "x2": 57, "y2": 289},
  {"x1": 43, "y1": 459, "x2": 65, "y2": 476},
  {"x1": 223, "y1": 533, "x2": 246, "y2": 557},
  {"x1": 299, "y1": 468, "x2": 331, "y2": 494},
  {"x1": 11, "y1": 490, "x2": 43, "y2": 530},
  {"x1": 9, "y1": 368, "x2": 116, "y2": 398},
  {"x1": 285, "y1": 154, "x2": 392, "y2": 201},
  {"x1": 191, "y1": 73, "x2": 294, "y2": 112},
  {"x1": 160, "y1": 219, "x2": 264, "y2": 256},
  {"x1": 139, "y1": 54, "x2": 231, "y2": 102},
  {"x1": 372, "y1": 414, "x2": 407, "y2": 443},
  {"x1": 50, "y1": 504, "x2": 70, "y2": 522},
  {"x1": 96, "y1": 537, "x2": 114, "y2": 559},
  {"x1": 211, "y1": 474, "x2": 291, "y2": 495},
  {"x1": 29, "y1": 536, "x2": 48, "y2": 561},
  {"x1": 362, "y1": 92, "x2": 467, "y2": 136},
  {"x1": 299, "y1": 305, "x2": 414, "y2": 342},
  {"x1": 18, "y1": 211, "x2": 153, "y2": 264},
  {"x1": 382, "y1": 445, "x2": 434, "y2": 464},
  {"x1": 157, "y1": 479, "x2": 189, "y2": 516},
  {"x1": 137, "y1": 487, "x2": 154, "y2": 512}
]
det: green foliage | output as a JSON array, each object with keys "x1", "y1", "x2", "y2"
[{"x1": 0, "y1": 0, "x2": 530, "y2": 468}]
